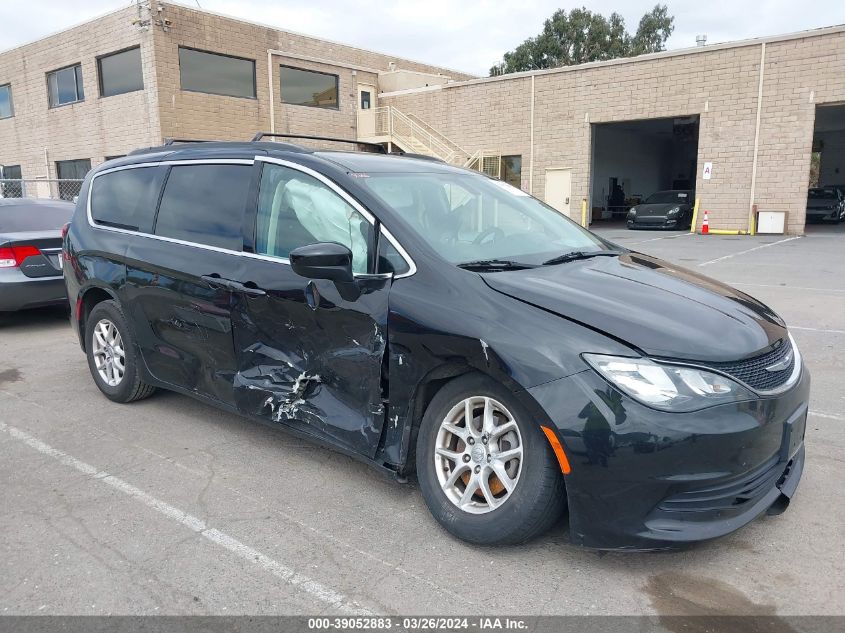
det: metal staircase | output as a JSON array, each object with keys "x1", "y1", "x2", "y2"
[{"x1": 360, "y1": 106, "x2": 501, "y2": 177}]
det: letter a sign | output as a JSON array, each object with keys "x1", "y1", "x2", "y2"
[{"x1": 702, "y1": 162, "x2": 713, "y2": 180}]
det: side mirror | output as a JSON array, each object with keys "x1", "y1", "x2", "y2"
[{"x1": 290, "y1": 242, "x2": 354, "y2": 283}]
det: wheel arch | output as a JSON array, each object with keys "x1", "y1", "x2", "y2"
[{"x1": 77, "y1": 284, "x2": 119, "y2": 352}]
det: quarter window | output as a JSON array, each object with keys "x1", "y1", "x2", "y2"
[
  {"x1": 47, "y1": 64, "x2": 84, "y2": 107},
  {"x1": 154, "y1": 164, "x2": 251, "y2": 250},
  {"x1": 280, "y1": 66, "x2": 338, "y2": 109},
  {"x1": 98, "y1": 47, "x2": 143, "y2": 97},
  {"x1": 0, "y1": 84, "x2": 13, "y2": 119},
  {"x1": 178, "y1": 48, "x2": 256, "y2": 99},
  {"x1": 90, "y1": 167, "x2": 166, "y2": 232},
  {"x1": 256, "y1": 163, "x2": 371, "y2": 273}
]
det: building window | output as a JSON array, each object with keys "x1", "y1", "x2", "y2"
[
  {"x1": 98, "y1": 47, "x2": 143, "y2": 97},
  {"x1": 47, "y1": 64, "x2": 84, "y2": 107},
  {"x1": 280, "y1": 66, "x2": 338, "y2": 109},
  {"x1": 55, "y1": 158, "x2": 91, "y2": 200},
  {"x1": 360, "y1": 90, "x2": 371, "y2": 110},
  {"x1": 501, "y1": 155, "x2": 522, "y2": 189},
  {"x1": 0, "y1": 84, "x2": 13, "y2": 119},
  {"x1": 178, "y1": 47, "x2": 256, "y2": 99},
  {"x1": 1, "y1": 165, "x2": 23, "y2": 198}
]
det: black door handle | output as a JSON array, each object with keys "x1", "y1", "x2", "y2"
[{"x1": 202, "y1": 275, "x2": 266, "y2": 297}]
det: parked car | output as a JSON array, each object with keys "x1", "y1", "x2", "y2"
[
  {"x1": 806, "y1": 187, "x2": 845, "y2": 223},
  {"x1": 64, "y1": 139, "x2": 808, "y2": 550},
  {"x1": 0, "y1": 198, "x2": 73, "y2": 312},
  {"x1": 627, "y1": 189, "x2": 694, "y2": 230}
]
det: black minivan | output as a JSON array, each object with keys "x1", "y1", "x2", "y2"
[{"x1": 64, "y1": 138, "x2": 809, "y2": 550}]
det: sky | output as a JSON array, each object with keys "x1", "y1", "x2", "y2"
[{"x1": 1, "y1": 0, "x2": 843, "y2": 76}]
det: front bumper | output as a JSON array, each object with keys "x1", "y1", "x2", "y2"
[
  {"x1": 627, "y1": 217, "x2": 682, "y2": 230},
  {"x1": 0, "y1": 272, "x2": 67, "y2": 312},
  {"x1": 528, "y1": 364, "x2": 810, "y2": 550}
]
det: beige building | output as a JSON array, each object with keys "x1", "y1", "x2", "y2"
[{"x1": 1, "y1": 1, "x2": 844, "y2": 235}]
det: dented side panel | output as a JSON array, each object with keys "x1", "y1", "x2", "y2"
[{"x1": 230, "y1": 258, "x2": 390, "y2": 458}]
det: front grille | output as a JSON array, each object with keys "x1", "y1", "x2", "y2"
[
  {"x1": 658, "y1": 455, "x2": 788, "y2": 513},
  {"x1": 699, "y1": 339, "x2": 795, "y2": 392}
]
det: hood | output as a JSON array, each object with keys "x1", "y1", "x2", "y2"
[
  {"x1": 482, "y1": 253, "x2": 787, "y2": 362},
  {"x1": 634, "y1": 202, "x2": 688, "y2": 217}
]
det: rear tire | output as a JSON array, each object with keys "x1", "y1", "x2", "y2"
[
  {"x1": 415, "y1": 373, "x2": 566, "y2": 545},
  {"x1": 85, "y1": 300, "x2": 156, "y2": 403}
]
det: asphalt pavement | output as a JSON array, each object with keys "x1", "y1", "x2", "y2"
[{"x1": 1, "y1": 223, "x2": 843, "y2": 616}]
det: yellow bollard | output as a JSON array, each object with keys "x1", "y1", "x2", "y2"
[
  {"x1": 581, "y1": 199, "x2": 588, "y2": 228},
  {"x1": 689, "y1": 197, "x2": 700, "y2": 234}
]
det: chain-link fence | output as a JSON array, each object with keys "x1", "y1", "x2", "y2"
[{"x1": 0, "y1": 179, "x2": 84, "y2": 202}]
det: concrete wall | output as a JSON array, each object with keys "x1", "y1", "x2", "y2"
[
  {"x1": 383, "y1": 29, "x2": 845, "y2": 233},
  {"x1": 0, "y1": 5, "x2": 160, "y2": 179},
  {"x1": 151, "y1": 1, "x2": 471, "y2": 143}
]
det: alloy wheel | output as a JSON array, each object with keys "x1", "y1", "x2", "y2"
[
  {"x1": 434, "y1": 396, "x2": 523, "y2": 514},
  {"x1": 91, "y1": 318, "x2": 126, "y2": 387}
]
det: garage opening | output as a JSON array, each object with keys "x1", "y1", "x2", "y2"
[
  {"x1": 808, "y1": 104, "x2": 845, "y2": 232},
  {"x1": 590, "y1": 116, "x2": 699, "y2": 226}
]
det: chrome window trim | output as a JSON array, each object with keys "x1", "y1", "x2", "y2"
[
  {"x1": 256, "y1": 156, "x2": 416, "y2": 278},
  {"x1": 86, "y1": 156, "x2": 417, "y2": 279}
]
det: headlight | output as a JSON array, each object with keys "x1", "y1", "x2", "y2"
[
  {"x1": 627, "y1": 207, "x2": 637, "y2": 217},
  {"x1": 666, "y1": 206, "x2": 681, "y2": 217},
  {"x1": 582, "y1": 354, "x2": 755, "y2": 412}
]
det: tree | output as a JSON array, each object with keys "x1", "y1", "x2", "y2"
[{"x1": 489, "y1": 5, "x2": 674, "y2": 76}]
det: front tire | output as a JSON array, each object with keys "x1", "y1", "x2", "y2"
[
  {"x1": 85, "y1": 300, "x2": 156, "y2": 403},
  {"x1": 416, "y1": 373, "x2": 566, "y2": 545}
]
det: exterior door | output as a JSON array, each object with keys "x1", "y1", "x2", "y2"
[
  {"x1": 545, "y1": 168, "x2": 573, "y2": 219},
  {"x1": 357, "y1": 83, "x2": 376, "y2": 138},
  {"x1": 124, "y1": 161, "x2": 254, "y2": 405},
  {"x1": 231, "y1": 158, "x2": 391, "y2": 458}
]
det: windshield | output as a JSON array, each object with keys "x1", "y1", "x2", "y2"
[
  {"x1": 360, "y1": 172, "x2": 607, "y2": 266},
  {"x1": 808, "y1": 189, "x2": 837, "y2": 199},
  {"x1": 645, "y1": 190, "x2": 690, "y2": 204}
]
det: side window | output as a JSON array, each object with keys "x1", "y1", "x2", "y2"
[
  {"x1": 90, "y1": 166, "x2": 165, "y2": 232},
  {"x1": 155, "y1": 164, "x2": 251, "y2": 250},
  {"x1": 377, "y1": 234, "x2": 410, "y2": 275},
  {"x1": 256, "y1": 163, "x2": 372, "y2": 273}
]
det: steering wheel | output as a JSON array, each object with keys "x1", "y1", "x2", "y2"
[{"x1": 472, "y1": 227, "x2": 505, "y2": 245}]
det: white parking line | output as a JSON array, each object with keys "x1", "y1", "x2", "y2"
[
  {"x1": 630, "y1": 233, "x2": 694, "y2": 245},
  {"x1": 809, "y1": 411, "x2": 845, "y2": 421},
  {"x1": 698, "y1": 236, "x2": 801, "y2": 267},
  {"x1": 0, "y1": 421, "x2": 370, "y2": 615},
  {"x1": 790, "y1": 325, "x2": 845, "y2": 335},
  {"x1": 727, "y1": 282, "x2": 845, "y2": 294}
]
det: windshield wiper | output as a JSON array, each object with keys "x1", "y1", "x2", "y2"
[
  {"x1": 542, "y1": 250, "x2": 623, "y2": 266},
  {"x1": 457, "y1": 259, "x2": 537, "y2": 271}
]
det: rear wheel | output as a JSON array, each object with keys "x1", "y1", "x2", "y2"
[
  {"x1": 85, "y1": 300, "x2": 156, "y2": 403},
  {"x1": 416, "y1": 373, "x2": 566, "y2": 545}
]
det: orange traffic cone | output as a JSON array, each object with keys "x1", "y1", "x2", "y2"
[{"x1": 701, "y1": 209, "x2": 709, "y2": 235}]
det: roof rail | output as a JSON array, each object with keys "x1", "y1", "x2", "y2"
[
  {"x1": 250, "y1": 132, "x2": 387, "y2": 154},
  {"x1": 163, "y1": 138, "x2": 217, "y2": 145}
]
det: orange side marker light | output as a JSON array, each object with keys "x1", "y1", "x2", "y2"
[{"x1": 541, "y1": 426, "x2": 571, "y2": 474}]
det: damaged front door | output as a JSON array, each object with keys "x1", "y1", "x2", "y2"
[{"x1": 231, "y1": 159, "x2": 391, "y2": 458}]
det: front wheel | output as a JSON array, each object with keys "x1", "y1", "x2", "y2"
[{"x1": 416, "y1": 373, "x2": 566, "y2": 545}]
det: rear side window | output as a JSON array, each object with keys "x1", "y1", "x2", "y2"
[
  {"x1": 90, "y1": 167, "x2": 165, "y2": 232},
  {"x1": 154, "y1": 164, "x2": 251, "y2": 250}
]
